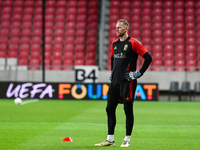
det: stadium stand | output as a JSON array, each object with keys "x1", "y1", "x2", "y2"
[
  {"x1": 107, "y1": 0, "x2": 199, "y2": 71},
  {"x1": 0, "y1": 0, "x2": 199, "y2": 71},
  {"x1": 0, "y1": 0, "x2": 98, "y2": 70}
]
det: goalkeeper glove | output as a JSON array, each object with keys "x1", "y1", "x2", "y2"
[{"x1": 126, "y1": 71, "x2": 142, "y2": 81}]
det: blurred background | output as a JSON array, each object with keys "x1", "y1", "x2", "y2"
[{"x1": 0, "y1": 0, "x2": 200, "y2": 100}]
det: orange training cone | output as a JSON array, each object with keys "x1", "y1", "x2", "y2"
[{"x1": 62, "y1": 137, "x2": 74, "y2": 142}]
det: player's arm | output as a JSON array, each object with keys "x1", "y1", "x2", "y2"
[
  {"x1": 126, "y1": 39, "x2": 152, "y2": 80},
  {"x1": 109, "y1": 44, "x2": 114, "y2": 81},
  {"x1": 139, "y1": 52, "x2": 152, "y2": 76}
]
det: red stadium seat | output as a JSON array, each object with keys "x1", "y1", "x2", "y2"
[
  {"x1": 164, "y1": 60, "x2": 174, "y2": 71},
  {"x1": 175, "y1": 60, "x2": 185, "y2": 71},
  {"x1": 31, "y1": 44, "x2": 41, "y2": 51},
  {"x1": 57, "y1": 1, "x2": 67, "y2": 8},
  {"x1": 75, "y1": 52, "x2": 84, "y2": 59},
  {"x1": 9, "y1": 44, "x2": 18, "y2": 51},
  {"x1": 21, "y1": 29, "x2": 32, "y2": 37},
  {"x1": 51, "y1": 59, "x2": 62, "y2": 70},
  {"x1": 186, "y1": 45, "x2": 196, "y2": 52},
  {"x1": 45, "y1": 44, "x2": 52, "y2": 52},
  {"x1": 22, "y1": 22, "x2": 32, "y2": 29},
  {"x1": 164, "y1": 38, "x2": 173, "y2": 45},
  {"x1": 53, "y1": 44, "x2": 63, "y2": 51},
  {"x1": 185, "y1": 16, "x2": 195, "y2": 23},
  {"x1": 46, "y1": 0, "x2": 56, "y2": 7},
  {"x1": 74, "y1": 59, "x2": 84, "y2": 65},
  {"x1": 153, "y1": 52, "x2": 162, "y2": 60},
  {"x1": 64, "y1": 43, "x2": 74, "y2": 52},
  {"x1": 46, "y1": 8, "x2": 55, "y2": 15},
  {"x1": 0, "y1": 29, "x2": 9, "y2": 37},
  {"x1": 34, "y1": 14, "x2": 42, "y2": 22},
  {"x1": 153, "y1": 8, "x2": 162, "y2": 16},
  {"x1": 8, "y1": 51, "x2": 18, "y2": 58},
  {"x1": 110, "y1": 0, "x2": 120, "y2": 8},
  {"x1": 33, "y1": 22, "x2": 42, "y2": 29},
  {"x1": 164, "y1": 15, "x2": 173, "y2": 23},
  {"x1": 13, "y1": 14, "x2": 22, "y2": 22},
  {"x1": 175, "y1": 45, "x2": 185, "y2": 53},
  {"x1": 57, "y1": 8, "x2": 66, "y2": 15},
  {"x1": 175, "y1": 30, "x2": 184, "y2": 38},
  {"x1": 186, "y1": 30, "x2": 195, "y2": 38},
  {"x1": 52, "y1": 51, "x2": 62, "y2": 59},
  {"x1": 75, "y1": 44, "x2": 85, "y2": 52},
  {"x1": 63, "y1": 59, "x2": 73, "y2": 70},
  {"x1": 30, "y1": 51, "x2": 40, "y2": 59},
  {"x1": 164, "y1": 23, "x2": 173, "y2": 30},
  {"x1": 142, "y1": 15, "x2": 151, "y2": 23},
  {"x1": 186, "y1": 52, "x2": 196, "y2": 60},
  {"x1": 175, "y1": 52, "x2": 185, "y2": 60},
  {"x1": 54, "y1": 36, "x2": 64, "y2": 44},
  {"x1": 153, "y1": 37, "x2": 162, "y2": 45},
  {"x1": 153, "y1": 30, "x2": 162, "y2": 38},
  {"x1": 186, "y1": 37, "x2": 195, "y2": 45},
  {"x1": 142, "y1": 22, "x2": 151, "y2": 30},
  {"x1": 152, "y1": 60, "x2": 163, "y2": 71},
  {"x1": 153, "y1": 45, "x2": 162, "y2": 53},
  {"x1": 186, "y1": 60, "x2": 196, "y2": 71},
  {"x1": 75, "y1": 37, "x2": 85, "y2": 45},
  {"x1": 175, "y1": 38, "x2": 184, "y2": 45},
  {"x1": 1, "y1": 14, "x2": 11, "y2": 22},
  {"x1": 142, "y1": 37, "x2": 152, "y2": 45},
  {"x1": 10, "y1": 37, "x2": 20, "y2": 45},
  {"x1": 164, "y1": 52, "x2": 174, "y2": 60},
  {"x1": 1, "y1": 21, "x2": 10, "y2": 29},
  {"x1": 175, "y1": 23, "x2": 184, "y2": 30},
  {"x1": 32, "y1": 37, "x2": 41, "y2": 45},
  {"x1": 164, "y1": 8, "x2": 173, "y2": 16},
  {"x1": 164, "y1": 45, "x2": 173, "y2": 52},
  {"x1": 153, "y1": 22, "x2": 162, "y2": 30},
  {"x1": 20, "y1": 44, "x2": 30, "y2": 52},
  {"x1": 18, "y1": 58, "x2": 28, "y2": 65},
  {"x1": 153, "y1": 15, "x2": 162, "y2": 23},
  {"x1": 21, "y1": 37, "x2": 30, "y2": 44},
  {"x1": 174, "y1": 15, "x2": 184, "y2": 23},
  {"x1": 64, "y1": 51, "x2": 73, "y2": 59},
  {"x1": 85, "y1": 59, "x2": 95, "y2": 65},
  {"x1": 55, "y1": 15, "x2": 65, "y2": 22},
  {"x1": 132, "y1": 1, "x2": 141, "y2": 8},
  {"x1": 24, "y1": 7, "x2": 34, "y2": 14},
  {"x1": 164, "y1": 30, "x2": 173, "y2": 38}
]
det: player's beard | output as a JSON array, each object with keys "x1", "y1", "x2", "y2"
[{"x1": 117, "y1": 31, "x2": 126, "y2": 37}]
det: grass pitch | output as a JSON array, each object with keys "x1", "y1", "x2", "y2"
[{"x1": 0, "y1": 99, "x2": 200, "y2": 150}]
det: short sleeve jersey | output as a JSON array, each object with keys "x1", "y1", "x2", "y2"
[{"x1": 110, "y1": 36, "x2": 148, "y2": 84}]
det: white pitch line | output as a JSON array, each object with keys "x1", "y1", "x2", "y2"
[{"x1": 21, "y1": 99, "x2": 39, "y2": 105}]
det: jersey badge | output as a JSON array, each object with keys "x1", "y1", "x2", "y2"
[
  {"x1": 124, "y1": 44, "x2": 128, "y2": 51},
  {"x1": 114, "y1": 46, "x2": 117, "y2": 50}
]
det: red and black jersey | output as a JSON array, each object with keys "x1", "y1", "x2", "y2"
[{"x1": 110, "y1": 36, "x2": 148, "y2": 84}]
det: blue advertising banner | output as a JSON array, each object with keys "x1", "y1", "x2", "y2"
[{"x1": 0, "y1": 82, "x2": 158, "y2": 100}]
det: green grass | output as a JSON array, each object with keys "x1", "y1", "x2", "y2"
[{"x1": 0, "y1": 99, "x2": 200, "y2": 150}]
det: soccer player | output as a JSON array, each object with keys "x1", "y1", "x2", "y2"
[{"x1": 95, "y1": 19, "x2": 152, "y2": 147}]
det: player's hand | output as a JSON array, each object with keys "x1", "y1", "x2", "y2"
[
  {"x1": 126, "y1": 71, "x2": 141, "y2": 81},
  {"x1": 109, "y1": 71, "x2": 113, "y2": 81}
]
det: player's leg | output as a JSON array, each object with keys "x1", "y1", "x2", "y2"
[
  {"x1": 95, "y1": 83, "x2": 119, "y2": 146},
  {"x1": 120, "y1": 80, "x2": 137, "y2": 147}
]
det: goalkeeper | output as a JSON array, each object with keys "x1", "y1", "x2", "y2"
[{"x1": 95, "y1": 19, "x2": 152, "y2": 147}]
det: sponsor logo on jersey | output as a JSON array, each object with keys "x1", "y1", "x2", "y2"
[
  {"x1": 124, "y1": 44, "x2": 128, "y2": 51},
  {"x1": 114, "y1": 46, "x2": 117, "y2": 50},
  {"x1": 114, "y1": 53, "x2": 127, "y2": 58}
]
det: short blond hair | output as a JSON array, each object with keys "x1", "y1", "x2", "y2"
[{"x1": 117, "y1": 19, "x2": 130, "y2": 29}]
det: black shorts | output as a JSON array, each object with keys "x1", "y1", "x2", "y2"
[{"x1": 107, "y1": 80, "x2": 137, "y2": 104}]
